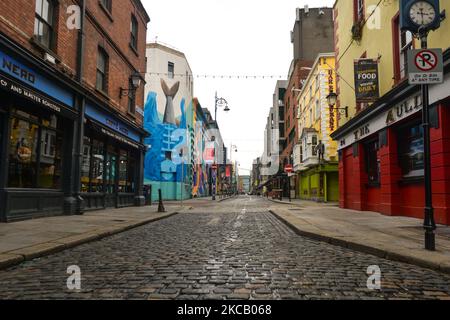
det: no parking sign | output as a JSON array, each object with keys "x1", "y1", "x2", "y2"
[{"x1": 408, "y1": 49, "x2": 443, "y2": 85}]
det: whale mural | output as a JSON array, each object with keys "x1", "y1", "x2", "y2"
[
  {"x1": 143, "y1": 77, "x2": 191, "y2": 201},
  {"x1": 143, "y1": 76, "x2": 214, "y2": 200}
]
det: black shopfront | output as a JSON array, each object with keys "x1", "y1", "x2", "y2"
[
  {"x1": 0, "y1": 41, "x2": 146, "y2": 222},
  {"x1": 80, "y1": 113, "x2": 144, "y2": 211}
]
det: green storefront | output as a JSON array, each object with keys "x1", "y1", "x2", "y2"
[{"x1": 297, "y1": 163, "x2": 339, "y2": 203}]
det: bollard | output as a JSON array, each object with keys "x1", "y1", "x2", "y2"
[{"x1": 158, "y1": 189, "x2": 166, "y2": 213}]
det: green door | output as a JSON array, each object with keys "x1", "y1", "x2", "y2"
[{"x1": 327, "y1": 172, "x2": 339, "y2": 202}]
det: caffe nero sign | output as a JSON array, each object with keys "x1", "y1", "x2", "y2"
[
  {"x1": 0, "y1": 50, "x2": 74, "y2": 108},
  {"x1": 0, "y1": 74, "x2": 63, "y2": 114},
  {"x1": 354, "y1": 58, "x2": 380, "y2": 103}
]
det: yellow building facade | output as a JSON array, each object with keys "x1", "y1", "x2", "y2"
[
  {"x1": 334, "y1": 0, "x2": 450, "y2": 125},
  {"x1": 332, "y1": 0, "x2": 450, "y2": 224},
  {"x1": 293, "y1": 53, "x2": 339, "y2": 202}
]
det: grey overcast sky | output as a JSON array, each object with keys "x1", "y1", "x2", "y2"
[{"x1": 141, "y1": 0, "x2": 335, "y2": 173}]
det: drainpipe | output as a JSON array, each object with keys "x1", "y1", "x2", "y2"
[{"x1": 73, "y1": 0, "x2": 87, "y2": 214}]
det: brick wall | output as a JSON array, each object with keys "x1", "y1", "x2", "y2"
[
  {"x1": 281, "y1": 60, "x2": 313, "y2": 165},
  {"x1": 0, "y1": 0, "x2": 149, "y2": 126}
]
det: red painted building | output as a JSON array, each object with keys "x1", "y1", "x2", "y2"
[{"x1": 331, "y1": 50, "x2": 450, "y2": 225}]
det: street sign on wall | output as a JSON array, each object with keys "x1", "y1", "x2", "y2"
[
  {"x1": 354, "y1": 59, "x2": 380, "y2": 103},
  {"x1": 284, "y1": 164, "x2": 293, "y2": 174},
  {"x1": 408, "y1": 48, "x2": 444, "y2": 85}
]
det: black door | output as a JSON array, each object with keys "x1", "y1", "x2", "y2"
[{"x1": 105, "y1": 150, "x2": 117, "y2": 208}]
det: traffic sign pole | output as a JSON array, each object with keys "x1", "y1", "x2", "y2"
[{"x1": 420, "y1": 32, "x2": 437, "y2": 251}]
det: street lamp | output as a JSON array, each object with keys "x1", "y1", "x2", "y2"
[
  {"x1": 227, "y1": 144, "x2": 238, "y2": 196},
  {"x1": 215, "y1": 92, "x2": 230, "y2": 121},
  {"x1": 120, "y1": 72, "x2": 142, "y2": 98},
  {"x1": 326, "y1": 92, "x2": 349, "y2": 118}
]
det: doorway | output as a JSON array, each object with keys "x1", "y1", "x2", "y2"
[{"x1": 105, "y1": 147, "x2": 117, "y2": 208}]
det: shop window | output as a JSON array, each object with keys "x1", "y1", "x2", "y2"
[
  {"x1": 39, "y1": 127, "x2": 62, "y2": 189},
  {"x1": 105, "y1": 146, "x2": 117, "y2": 194},
  {"x1": 91, "y1": 139, "x2": 105, "y2": 192},
  {"x1": 81, "y1": 136, "x2": 91, "y2": 192},
  {"x1": 365, "y1": 140, "x2": 380, "y2": 185},
  {"x1": 118, "y1": 150, "x2": 135, "y2": 193},
  {"x1": 398, "y1": 123, "x2": 424, "y2": 178},
  {"x1": 8, "y1": 108, "x2": 62, "y2": 189},
  {"x1": 118, "y1": 150, "x2": 128, "y2": 193},
  {"x1": 34, "y1": 0, "x2": 56, "y2": 50}
]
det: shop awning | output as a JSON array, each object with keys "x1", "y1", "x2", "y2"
[{"x1": 88, "y1": 119, "x2": 145, "y2": 150}]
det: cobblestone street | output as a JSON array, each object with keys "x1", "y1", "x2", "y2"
[{"x1": 0, "y1": 196, "x2": 449, "y2": 300}]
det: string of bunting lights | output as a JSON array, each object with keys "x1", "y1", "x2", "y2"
[{"x1": 147, "y1": 72, "x2": 289, "y2": 80}]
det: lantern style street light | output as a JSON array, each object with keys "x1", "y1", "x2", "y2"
[
  {"x1": 215, "y1": 92, "x2": 230, "y2": 121},
  {"x1": 120, "y1": 72, "x2": 142, "y2": 98},
  {"x1": 326, "y1": 92, "x2": 349, "y2": 119}
]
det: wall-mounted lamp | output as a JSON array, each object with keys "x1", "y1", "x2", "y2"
[{"x1": 120, "y1": 72, "x2": 142, "y2": 98}]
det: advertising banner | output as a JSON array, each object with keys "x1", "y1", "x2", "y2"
[{"x1": 354, "y1": 59, "x2": 380, "y2": 103}]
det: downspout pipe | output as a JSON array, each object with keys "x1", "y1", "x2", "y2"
[{"x1": 73, "y1": 0, "x2": 87, "y2": 214}]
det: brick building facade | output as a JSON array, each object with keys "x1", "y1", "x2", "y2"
[
  {"x1": 0, "y1": 0, "x2": 150, "y2": 221},
  {"x1": 279, "y1": 7, "x2": 334, "y2": 198}
]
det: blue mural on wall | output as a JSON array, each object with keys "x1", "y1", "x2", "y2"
[{"x1": 143, "y1": 80, "x2": 189, "y2": 188}]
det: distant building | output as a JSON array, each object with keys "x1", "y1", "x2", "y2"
[
  {"x1": 238, "y1": 176, "x2": 251, "y2": 194},
  {"x1": 293, "y1": 53, "x2": 339, "y2": 202},
  {"x1": 143, "y1": 43, "x2": 194, "y2": 200},
  {"x1": 282, "y1": 6, "x2": 335, "y2": 199}
]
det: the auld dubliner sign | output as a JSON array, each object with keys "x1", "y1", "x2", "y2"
[{"x1": 338, "y1": 93, "x2": 422, "y2": 150}]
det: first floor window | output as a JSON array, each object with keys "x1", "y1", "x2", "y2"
[
  {"x1": 130, "y1": 15, "x2": 138, "y2": 50},
  {"x1": 96, "y1": 47, "x2": 108, "y2": 92},
  {"x1": 101, "y1": 0, "x2": 112, "y2": 13},
  {"x1": 8, "y1": 107, "x2": 62, "y2": 189},
  {"x1": 365, "y1": 140, "x2": 380, "y2": 185},
  {"x1": 34, "y1": 0, "x2": 56, "y2": 49},
  {"x1": 398, "y1": 122, "x2": 424, "y2": 178},
  {"x1": 128, "y1": 79, "x2": 136, "y2": 115},
  {"x1": 311, "y1": 135, "x2": 318, "y2": 156}
]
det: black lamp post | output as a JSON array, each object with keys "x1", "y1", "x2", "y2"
[
  {"x1": 419, "y1": 28, "x2": 437, "y2": 251},
  {"x1": 215, "y1": 92, "x2": 230, "y2": 121}
]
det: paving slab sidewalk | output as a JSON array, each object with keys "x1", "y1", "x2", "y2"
[
  {"x1": 0, "y1": 205, "x2": 188, "y2": 270},
  {"x1": 269, "y1": 205, "x2": 450, "y2": 274}
]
